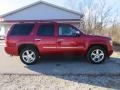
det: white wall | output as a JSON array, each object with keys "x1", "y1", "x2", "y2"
[
  {"x1": 4, "y1": 3, "x2": 80, "y2": 20},
  {"x1": 0, "y1": 26, "x2": 5, "y2": 36},
  {"x1": 0, "y1": 24, "x2": 12, "y2": 36}
]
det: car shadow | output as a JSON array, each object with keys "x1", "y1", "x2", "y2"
[{"x1": 25, "y1": 56, "x2": 120, "y2": 89}]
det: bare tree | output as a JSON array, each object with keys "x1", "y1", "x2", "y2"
[
  {"x1": 78, "y1": 0, "x2": 116, "y2": 35},
  {"x1": 65, "y1": 0, "x2": 119, "y2": 36}
]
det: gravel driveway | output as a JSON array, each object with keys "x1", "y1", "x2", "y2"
[{"x1": 0, "y1": 74, "x2": 120, "y2": 90}]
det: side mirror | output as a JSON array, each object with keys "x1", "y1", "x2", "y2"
[{"x1": 75, "y1": 31, "x2": 80, "y2": 37}]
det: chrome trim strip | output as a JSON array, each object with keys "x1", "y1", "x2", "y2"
[
  {"x1": 43, "y1": 47, "x2": 82, "y2": 49},
  {"x1": 59, "y1": 47, "x2": 82, "y2": 49},
  {"x1": 43, "y1": 47, "x2": 56, "y2": 49}
]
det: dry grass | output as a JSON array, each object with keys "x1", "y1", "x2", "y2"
[
  {"x1": 113, "y1": 42, "x2": 120, "y2": 52},
  {"x1": 106, "y1": 28, "x2": 120, "y2": 52},
  {"x1": 111, "y1": 29, "x2": 120, "y2": 45},
  {"x1": 84, "y1": 27, "x2": 120, "y2": 52}
]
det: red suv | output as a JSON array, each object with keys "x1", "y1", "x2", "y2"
[{"x1": 5, "y1": 22, "x2": 113, "y2": 65}]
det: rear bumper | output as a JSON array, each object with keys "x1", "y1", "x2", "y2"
[{"x1": 5, "y1": 46, "x2": 19, "y2": 56}]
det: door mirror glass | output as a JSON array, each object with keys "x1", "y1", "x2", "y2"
[{"x1": 75, "y1": 31, "x2": 80, "y2": 37}]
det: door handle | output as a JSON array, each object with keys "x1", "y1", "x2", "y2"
[
  {"x1": 34, "y1": 39, "x2": 42, "y2": 41},
  {"x1": 57, "y1": 39, "x2": 64, "y2": 42}
]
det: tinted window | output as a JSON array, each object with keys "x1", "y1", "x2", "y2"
[
  {"x1": 37, "y1": 24, "x2": 54, "y2": 36},
  {"x1": 59, "y1": 25, "x2": 78, "y2": 36},
  {"x1": 10, "y1": 24, "x2": 34, "y2": 36}
]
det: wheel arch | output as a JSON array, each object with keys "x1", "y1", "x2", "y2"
[
  {"x1": 18, "y1": 44, "x2": 39, "y2": 55},
  {"x1": 87, "y1": 44, "x2": 108, "y2": 56}
]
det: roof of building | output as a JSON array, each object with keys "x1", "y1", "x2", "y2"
[{"x1": 1, "y1": 0, "x2": 83, "y2": 18}]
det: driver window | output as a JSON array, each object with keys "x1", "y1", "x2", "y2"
[{"x1": 59, "y1": 25, "x2": 79, "y2": 36}]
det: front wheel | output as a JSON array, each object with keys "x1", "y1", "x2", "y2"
[
  {"x1": 87, "y1": 46, "x2": 107, "y2": 64},
  {"x1": 20, "y1": 47, "x2": 39, "y2": 65}
]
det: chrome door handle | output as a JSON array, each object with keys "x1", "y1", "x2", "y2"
[
  {"x1": 57, "y1": 39, "x2": 64, "y2": 42},
  {"x1": 35, "y1": 39, "x2": 42, "y2": 41}
]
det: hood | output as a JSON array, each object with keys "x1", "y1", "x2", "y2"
[{"x1": 86, "y1": 34, "x2": 111, "y2": 40}]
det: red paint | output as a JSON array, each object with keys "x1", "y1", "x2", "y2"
[{"x1": 5, "y1": 22, "x2": 113, "y2": 57}]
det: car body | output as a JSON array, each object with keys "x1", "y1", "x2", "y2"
[{"x1": 5, "y1": 22, "x2": 113, "y2": 65}]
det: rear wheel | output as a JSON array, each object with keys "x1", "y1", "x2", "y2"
[
  {"x1": 20, "y1": 47, "x2": 39, "y2": 65},
  {"x1": 87, "y1": 46, "x2": 107, "y2": 64}
]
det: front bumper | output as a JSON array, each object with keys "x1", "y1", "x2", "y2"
[
  {"x1": 108, "y1": 49, "x2": 113, "y2": 56},
  {"x1": 107, "y1": 43, "x2": 113, "y2": 56}
]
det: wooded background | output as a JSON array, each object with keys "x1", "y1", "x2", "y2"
[{"x1": 66, "y1": 0, "x2": 120, "y2": 44}]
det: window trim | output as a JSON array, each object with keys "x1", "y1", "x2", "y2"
[{"x1": 58, "y1": 24, "x2": 80, "y2": 37}]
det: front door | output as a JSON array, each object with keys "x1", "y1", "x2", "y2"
[{"x1": 57, "y1": 24, "x2": 84, "y2": 55}]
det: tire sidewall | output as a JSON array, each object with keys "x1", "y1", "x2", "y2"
[
  {"x1": 20, "y1": 47, "x2": 39, "y2": 65},
  {"x1": 87, "y1": 46, "x2": 107, "y2": 64}
]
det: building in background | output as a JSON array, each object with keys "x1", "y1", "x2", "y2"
[
  {"x1": 0, "y1": 22, "x2": 12, "y2": 39},
  {"x1": 0, "y1": 0, "x2": 84, "y2": 38}
]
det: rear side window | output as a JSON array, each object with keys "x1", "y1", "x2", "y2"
[
  {"x1": 37, "y1": 24, "x2": 54, "y2": 36},
  {"x1": 10, "y1": 24, "x2": 34, "y2": 36}
]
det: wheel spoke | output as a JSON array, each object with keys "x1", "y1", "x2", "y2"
[
  {"x1": 29, "y1": 56, "x2": 34, "y2": 60},
  {"x1": 26, "y1": 50, "x2": 30, "y2": 55},
  {"x1": 22, "y1": 50, "x2": 36, "y2": 64},
  {"x1": 99, "y1": 53, "x2": 104, "y2": 56},
  {"x1": 29, "y1": 52, "x2": 34, "y2": 56},
  {"x1": 96, "y1": 49, "x2": 99, "y2": 54},
  {"x1": 23, "y1": 55, "x2": 27, "y2": 58},
  {"x1": 91, "y1": 49, "x2": 105, "y2": 63},
  {"x1": 92, "y1": 56, "x2": 97, "y2": 61},
  {"x1": 91, "y1": 52, "x2": 96, "y2": 56},
  {"x1": 26, "y1": 57, "x2": 33, "y2": 63}
]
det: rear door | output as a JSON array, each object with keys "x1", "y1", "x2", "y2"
[{"x1": 35, "y1": 23, "x2": 57, "y2": 55}]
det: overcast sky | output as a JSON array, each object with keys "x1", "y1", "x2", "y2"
[{"x1": 0, "y1": 0, "x2": 119, "y2": 16}]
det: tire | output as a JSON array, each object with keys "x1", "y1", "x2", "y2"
[
  {"x1": 87, "y1": 46, "x2": 107, "y2": 64},
  {"x1": 20, "y1": 47, "x2": 39, "y2": 65}
]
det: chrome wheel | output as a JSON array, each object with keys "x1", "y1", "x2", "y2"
[
  {"x1": 91, "y1": 49, "x2": 104, "y2": 63},
  {"x1": 22, "y1": 50, "x2": 36, "y2": 64}
]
